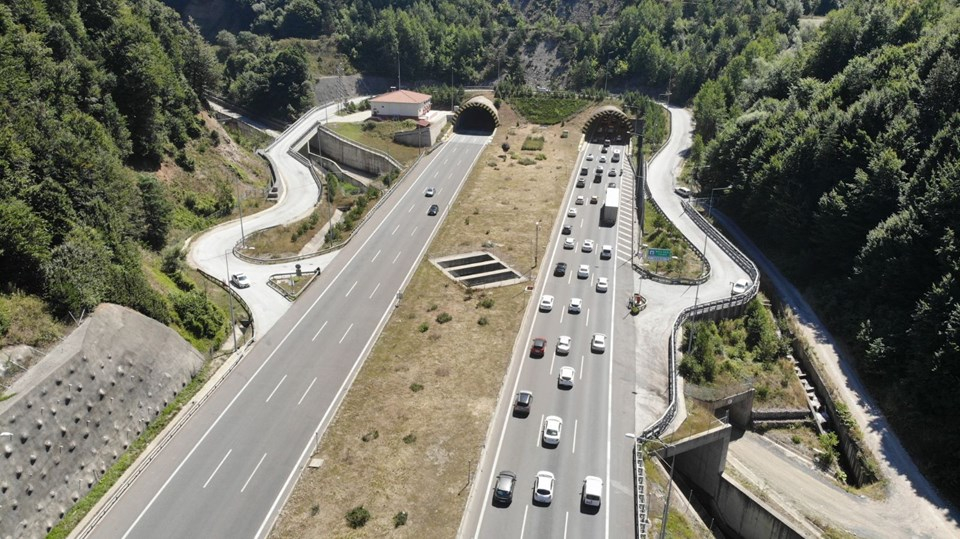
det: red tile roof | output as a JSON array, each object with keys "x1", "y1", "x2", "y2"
[{"x1": 370, "y1": 89, "x2": 432, "y2": 104}]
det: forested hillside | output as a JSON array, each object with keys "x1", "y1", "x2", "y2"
[{"x1": 693, "y1": 0, "x2": 960, "y2": 501}]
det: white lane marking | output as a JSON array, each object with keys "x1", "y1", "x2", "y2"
[
  {"x1": 393, "y1": 251, "x2": 402, "y2": 264},
  {"x1": 265, "y1": 375, "x2": 287, "y2": 403},
  {"x1": 579, "y1": 356, "x2": 584, "y2": 379},
  {"x1": 392, "y1": 224, "x2": 400, "y2": 235},
  {"x1": 297, "y1": 377, "x2": 317, "y2": 406},
  {"x1": 370, "y1": 249, "x2": 381, "y2": 262},
  {"x1": 202, "y1": 449, "x2": 232, "y2": 489},
  {"x1": 369, "y1": 282, "x2": 381, "y2": 299},
  {"x1": 549, "y1": 353, "x2": 556, "y2": 375},
  {"x1": 572, "y1": 420, "x2": 578, "y2": 454},
  {"x1": 408, "y1": 204, "x2": 414, "y2": 213},
  {"x1": 559, "y1": 311, "x2": 565, "y2": 324},
  {"x1": 339, "y1": 323, "x2": 353, "y2": 344},
  {"x1": 536, "y1": 414, "x2": 544, "y2": 447},
  {"x1": 345, "y1": 281, "x2": 358, "y2": 297},
  {"x1": 241, "y1": 453, "x2": 267, "y2": 493},
  {"x1": 520, "y1": 505, "x2": 529, "y2": 539},
  {"x1": 585, "y1": 308, "x2": 590, "y2": 326},
  {"x1": 311, "y1": 321, "x2": 328, "y2": 342},
  {"x1": 563, "y1": 511, "x2": 569, "y2": 539},
  {"x1": 410, "y1": 226, "x2": 419, "y2": 237}
]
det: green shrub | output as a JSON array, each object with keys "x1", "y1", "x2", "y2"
[
  {"x1": 393, "y1": 511, "x2": 408, "y2": 527},
  {"x1": 518, "y1": 157, "x2": 536, "y2": 166},
  {"x1": 410, "y1": 383, "x2": 424, "y2": 392},
  {"x1": 417, "y1": 322, "x2": 429, "y2": 333},
  {"x1": 403, "y1": 433, "x2": 417, "y2": 444},
  {"x1": 436, "y1": 312, "x2": 452, "y2": 324},
  {"x1": 171, "y1": 290, "x2": 225, "y2": 340},
  {"x1": 791, "y1": 434, "x2": 802, "y2": 444},
  {"x1": 427, "y1": 303, "x2": 438, "y2": 312},
  {"x1": 477, "y1": 317, "x2": 489, "y2": 326},
  {"x1": 345, "y1": 506, "x2": 371, "y2": 528},
  {"x1": 361, "y1": 430, "x2": 379, "y2": 442},
  {"x1": 478, "y1": 297, "x2": 495, "y2": 309},
  {"x1": 521, "y1": 136, "x2": 545, "y2": 151}
]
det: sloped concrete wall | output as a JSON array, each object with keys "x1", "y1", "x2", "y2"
[
  {"x1": 716, "y1": 476, "x2": 805, "y2": 539},
  {"x1": 316, "y1": 127, "x2": 400, "y2": 175},
  {"x1": 0, "y1": 304, "x2": 203, "y2": 538}
]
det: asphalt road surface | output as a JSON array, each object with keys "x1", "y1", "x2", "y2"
[{"x1": 83, "y1": 133, "x2": 491, "y2": 539}]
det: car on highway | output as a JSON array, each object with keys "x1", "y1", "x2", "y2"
[
  {"x1": 582, "y1": 476, "x2": 603, "y2": 507},
  {"x1": 596, "y1": 277, "x2": 609, "y2": 293},
  {"x1": 533, "y1": 471, "x2": 555, "y2": 504},
  {"x1": 513, "y1": 391, "x2": 533, "y2": 416},
  {"x1": 567, "y1": 208, "x2": 578, "y2": 217},
  {"x1": 595, "y1": 166, "x2": 603, "y2": 175},
  {"x1": 542, "y1": 416, "x2": 563, "y2": 446},
  {"x1": 558, "y1": 366, "x2": 575, "y2": 388},
  {"x1": 600, "y1": 145, "x2": 608, "y2": 154},
  {"x1": 428, "y1": 204, "x2": 439, "y2": 216},
  {"x1": 562, "y1": 224, "x2": 572, "y2": 235},
  {"x1": 493, "y1": 471, "x2": 517, "y2": 504},
  {"x1": 554, "y1": 262, "x2": 567, "y2": 277},
  {"x1": 591, "y1": 333, "x2": 607, "y2": 353},
  {"x1": 608, "y1": 182, "x2": 617, "y2": 188},
  {"x1": 569, "y1": 297, "x2": 582, "y2": 313},
  {"x1": 576, "y1": 195, "x2": 585, "y2": 205},
  {"x1": 578, "y1": 265, "x2": 590, "y2": 279},
  {"x1": 230, "y1": 273, "x2": 250, "y2": 289},
  {"x1": 539, "y1": 295, "x2": 554, "y2": 312},
  {"x1": 556, "y1": 335, "x2": 571, "y2": 355},
  {"x1": 599, "y1": 155, "x2": 606, "y2": 163},
  {"x1": 530, "y1": 337, "x2": 547, "y2": 357},
  {"x1": 675, "y1": 186, "x2": 692, "y2": 198},
  {"x1": 582, "y1": 239, "x2": 595, "y2": 253},
  {"x1": 425, "y1": 187, "x2": 436, "y2": 197},
  {"x1": 576, "y1": 178, "x2": 586, "y2": 188},
  {"x1": 586, "y1": 153, "x2": 594, "y2": 161},
  {"x1": 600, "y1": 245, "x2": 612, "y2": 260},
  {"x1": 608, "y1": 168, "x2": 617, "y2": 177},
  {"x1": 580, "y1": 167, "x2": 588, "y2": 176},
  {"x1": 563, "y1": 237, "x2": 575, "y2": 250},
  {"x1": 612, "y1": 149, "x2": 621, "y2": 162},
  {"x1": 732, "y1": 278, "x2": 752, "y2": 295},
  {"x1": 590, "y1": 195, "x2": 599, "y2": 204}
]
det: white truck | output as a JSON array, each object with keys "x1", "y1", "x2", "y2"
[{"x1": 600, "y1": 187, "x2": 619, "y2": 226}]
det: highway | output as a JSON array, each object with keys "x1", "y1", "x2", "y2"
[{"x1": 83, "y1": 133, "x2": 491, "y2": 538}]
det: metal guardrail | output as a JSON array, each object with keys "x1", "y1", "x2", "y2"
[{"x1": 195, "y1": 268, "x2": 255, "y2": 343}]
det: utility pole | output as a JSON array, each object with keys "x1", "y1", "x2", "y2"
[
  {"x1": 534, "y1": 220, "x2": 542, "y2": 268},
  {"x1": 223, "y1": 251, "x2": 237, "y2": 352},
  {"x1": 235, "y1": 180, "x2": 246, "y2": 248}
]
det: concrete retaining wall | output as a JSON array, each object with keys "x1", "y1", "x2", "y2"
[
  {"x1": 316, "y1": 126, "x2": 400, "y2": 175},
  {"x1": 715, "y1": 476, "x2": 805, "y2": 539},
  {"x1": 0, "y1": 304, "x2": 203, "y2": 538}
]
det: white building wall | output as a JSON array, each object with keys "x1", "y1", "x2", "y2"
[{"x1": 373, "y1": 101, "x2": 431, "y2": 118}]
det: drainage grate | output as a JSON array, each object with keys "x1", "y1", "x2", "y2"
[{"x1": 430, "y1": 252, "x2": 527, "y2": 290}]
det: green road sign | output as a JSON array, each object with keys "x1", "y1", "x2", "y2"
[{"x1": 647, "y1": 248, "x2": 672, "y2": 261}]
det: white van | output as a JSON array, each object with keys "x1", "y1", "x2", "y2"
[
  {"x1": 582, "y1": 476, "x2": 603, "y2": 506},
  {"x1": 600, "y1": 245, "x2": 613, "y2": 260}
]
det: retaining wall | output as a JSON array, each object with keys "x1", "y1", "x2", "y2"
[
  {"x1": 316, "y1": 126, "x2": 401, "y2": 175},
  {"x1": 714, "y1": 476, "x2": 805, "y2": 539}
]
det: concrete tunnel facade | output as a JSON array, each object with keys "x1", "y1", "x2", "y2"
[
  {"x1": 582, "y1": 105, "x2": 632, "y2": 141},
  {"x1": 453, "y1": 95, "x2": 500, "y2": 134}
]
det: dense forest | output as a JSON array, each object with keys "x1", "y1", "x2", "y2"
[{"x1": 693, "y1": 0, "x2": 960, "y2": 500}]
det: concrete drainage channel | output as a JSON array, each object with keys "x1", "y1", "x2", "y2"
[{"x1": 431, "y1": 252, "x2": 527, "y2": 289}]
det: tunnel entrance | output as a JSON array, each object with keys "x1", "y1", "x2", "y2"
[
  {"x1": 453, "y1": 96, "x2": 500, "y2": 134},
  {"x1": 583, "y1": 106, "x2": 632, "y2": 145}
]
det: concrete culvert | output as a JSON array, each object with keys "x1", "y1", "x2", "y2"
[{"x1": 454, "y1": 96, "x2": 499, "y2": 134}]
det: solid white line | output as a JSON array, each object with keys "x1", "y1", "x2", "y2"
[
  {"x1": 572, "y1": 420, "x2": 578, "y2": 454},
  {"x1": 370, "y1": 249, "x2": 381, "y2": 262},
  {"x1": 345, "y1": 281, "x2": 357, "y2": 297},
  {"x1": 311, "y1": 321, "x2": 328, "y2": 342},
  {"x1": 369, "y1": 282, "x2": 381, "y2": 299},
  {"x1": 410, "y1": 225, "x2": 418, "y2": 237},
  {"x1": 241, "y1": 453, "x2": 267, "y2": 493},
  {"x1": 536, "y1": 414, "x2": 543, "y2": 447},
  {"x1": 265, "y1": 375, "x2": 287, "y2": 403},
  {"x1": 580, "y1": 356, "x2": 584, "y2": 379},
  {"x1": 519, "y1": 505, "x2": 529, "y2": 539},
  {"x1": 393, "y1": 251, "x2": 402, "y2": 264},
  {"x1": 339, "y1": 323, "x2": 353, "y2": 344},
  {"x1": 549, "y1": 353, "x2": 556, "y2": 375},
  {"x1": 297, "y1": 378, "x2": 317, "y2": 406},
  {"x1": 392, "y1": 224, "x2": 400, "y2": 235},
  {"x1": 563, "y1": 511, "x2": 569, "y2": 539},
  {"x1": 202, "y1": 449, "x2": 232, "y2": 489}
]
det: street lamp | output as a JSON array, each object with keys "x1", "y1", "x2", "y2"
[
  {"x1": 235, "y1": 179, "x2": 247, "y2": 248},
  {"x1": 688, "y1": 185, "x2": 732, "y2": 353},
  {"x1": 533, "y1": 220, "x2": 542, "y2": 268},
  {"x1": 224, "y1": 251, "x2": 238, "y2": 353}
]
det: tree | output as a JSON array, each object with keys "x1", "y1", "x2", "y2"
[
  {"x1": 42, "y1": 226, "x2": 113, "y2": 316},
  {"x1": 0, "y1": 199, "x2": 53, "y2": 290},
  {"x1": 138, "y1": 175, "x2": 173, "y2": 250}
]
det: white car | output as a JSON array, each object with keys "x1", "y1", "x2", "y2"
[
  {"x1": 582, "y1": 476, "x2": 603, "y2": 506},
  {"x1": 586, "y1": 153, "x2": 594, "y2": 161},
  {"x1": 732, "y1": 278, "x2": 752, "y2": 295},
  {"x1": 558, "y1": 366, "x2": 575, "y2": 388},
  {"x1": 599, "y1": 155, "x2": 607, "y2": 163},
  {"x1": 575, "y1": 195, "x2": 585, "y2": 205},
  {"x1": 542, "y1": 416, "x2": 563, "y2": 446},
  {"x1": 533, "y1": 471, "x2": 555, "y2": 504},
  {"x1": 569, "y1": 297, "x2": 582, "y2": 313},
  {"x1": 556, "y1": 335, "x2": 571, "y2": 355},
  {"x1": 230, "y1": 273, "x2": 250, "y2": 288},
  {"x1": 582, "y1": 239, "x2": 594, "y2": 253},
  {"x1": 600, "y1": 244, "x2": 612, "y2": 260},
  {"x1": 567, "y1": 208, "x2": 578, "y2": 217},
  {"x1": 539, "y1": 295, "x2": 555, "y2": 312},
  {"x1": 577, "y1": 265, "x2": 590, "y2": 279},
  {"x1": 591, "y1": 333, "x2": 606, "y2": 353},
  {"x1": 563, "y1": 237, "x2": 575, "y2": 250},
  {"x1": 596, "y1": 277, "x2": 609, "y2": 292},
  {"x1": 674, "y1": 186, "x2": 692, "y2": 198},
  {"x1": 590, "y1": 195, "x2": 599, "y2": 204},
  {"x1": 425, "y1": 187, "x2": 436, "y2": 197}
]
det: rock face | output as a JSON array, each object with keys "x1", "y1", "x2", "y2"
[{"x1": 0, "y1": 304, "x2": 204, "y2": 539}]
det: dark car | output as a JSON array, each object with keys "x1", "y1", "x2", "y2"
[
  {"x1": 530, "y1": 337, "x2": 546, "y2": 357},
  {"x1": 554, "y1": 262, "x2": 567, "y2": 276},
  {"x1": 608, "y1": 168, "x2": 617, "y2": 177},
  {"x1": 514, "y1": 390, "x2": 533, "y2": 416},
  {"x1": 493, "y1": 471, "x2": 518, "y2": 504},
  {"x1": 576, "y1": 178, "x2": 586, "y2": 188},
  {"x1": 562, "y1": 224, "x2": 572, "y2": 235},
  {"x1": 427, "y1": 204, "x2": 439, "y2": 216}
]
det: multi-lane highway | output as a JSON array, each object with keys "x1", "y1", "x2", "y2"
[
  {"x1": 463, "y1": 138, "x2": 641, "y2": 538},
  {"x1": 83, "y1": 133, "x2": 490, "y2": 538}
]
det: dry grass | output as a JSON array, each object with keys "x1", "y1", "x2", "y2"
[
  {"x1": 663, "y1": 398, "x2": 724, "y2": 444},
  {"x1": 327, "y1": 121, "x2": 422, "y2": 165},
  {"x1": 270, "y1": 102, "x2": 592, "y2": 537}
]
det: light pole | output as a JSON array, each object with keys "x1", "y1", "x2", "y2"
[
  {"x1": 688, "y1": 185, "x2": 732, "y2": 353},
  {"x1": 224, "y1": 251, "x2": 238, "y2": 353},
  {"x1": 534, "y1": 220, "x2": 542, "y2": 268},
  {"x1": 235, "y1": 180, "x2": 246, "y2": 248}
]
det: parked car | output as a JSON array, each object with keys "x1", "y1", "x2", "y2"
[
  {"x1": 530, "y1": 337, "x2": 547, "y2": 357},
  {"x1": 230, "y1": 273, "x2": 250, "y2": 288},
  {"x1": 556, "y1": 336, "x2": 571, "y2": 355},
  {"x1": 578, "y1": 265, "x2": 590, "y2": 279},
  {"x1": 425, "y1": 187, "x2": 436, "y2": 197},
  {"x1": 539, "y1": 295, "x2": 554, "y2": 312},
  {"x1": 513, "y1": 391, "x2": 533, "y2": 416},
  {"x1": 596, "y1": 277, "x2": 609, "y2": 293},
  {"x1": 533, "y1": 471, "x2": 555, "y2": 504},
  {"x1": 582, "y1": 476, "x2": 603, "y2": 507},
  {"x1": 732, "y1": 278, "x2": 752, "y2": 295},
  {"x1": 569, "y1": 297, "x2": 582, "y2": 313},
  {"x1": 493, "y1": 471, "x2": 517, "y2": 504},
  {"x1": 591, "y1": 333, "x2": 607, "y2": 353},
  {"x1": 558, "y1": 366, "x2": 575, "y2": 388},
  {"x1": 542, "y1": 416, "x2": 563, "y2": 446},
  {"x1": 428, "y1": 204, "x2": 439, "y2": 215}
]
